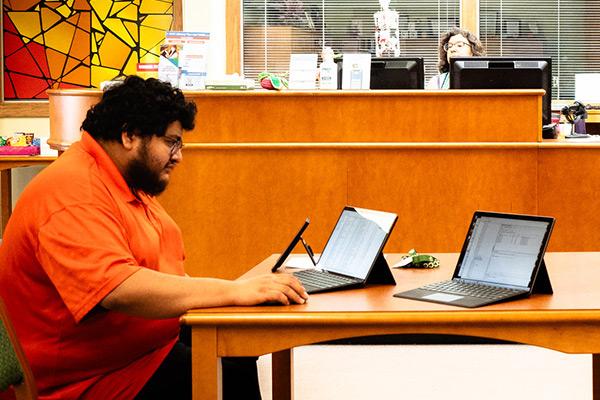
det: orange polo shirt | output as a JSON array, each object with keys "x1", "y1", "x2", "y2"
[{"x1": 0, "y1": 132, "x2": 185, "y2": 399}]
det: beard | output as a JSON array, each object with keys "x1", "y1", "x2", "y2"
[{"x1": 123, "y1": 140, "x2": 170, "y2": 196}]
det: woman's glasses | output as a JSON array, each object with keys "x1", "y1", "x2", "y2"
[{"x1": 443, "y1": 41, "x2": 471, "y2": 51}]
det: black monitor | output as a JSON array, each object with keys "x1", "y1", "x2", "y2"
[
  {"x1": 336, "y1": 57, "x2": 424, "y2": 90},
  {"x1": 370, "y1": 57, "x2": 424, "y2": 89},
  {"x1": 449, "y1": 57, "x2": 552, "y2": 125}
]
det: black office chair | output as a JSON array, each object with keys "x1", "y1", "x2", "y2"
[{"x1": 0, "y1": 297, "x2": 37, "y2": 399}]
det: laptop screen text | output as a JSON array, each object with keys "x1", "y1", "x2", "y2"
[
  {"x1": 318, "y1": 209, "x2": 389, "y2": 280},
  {"x1": 458, "y1": 216, "x2": 550, "y2": 289}
]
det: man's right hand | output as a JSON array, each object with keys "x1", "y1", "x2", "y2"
[{"x1": 233, "y1": 273, "x2": 309, "y2": 306}]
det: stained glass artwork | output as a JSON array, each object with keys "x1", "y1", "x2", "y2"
[{"x1": 3, "y1": 0, "x2": 175, "y2": 99}]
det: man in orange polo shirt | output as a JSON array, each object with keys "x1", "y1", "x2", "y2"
[{"x1": 0, "y1": 76, "x2": 308, "y2": 399}]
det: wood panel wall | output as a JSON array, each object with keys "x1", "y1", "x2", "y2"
[
  {"x1": 185, "y1": 90, "x2": 543, "y2": 143},
  {"x1": 538, "y1": 146, "x2": 600, "y2": 251},
  {"x1": 161, "y1": 144, "x2": 540, "y2": 279}
]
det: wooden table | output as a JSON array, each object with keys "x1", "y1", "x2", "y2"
[
  {"x1": 0, "y1": 156, "x2": 55, "y2": 232},
  {"x1": 182, "y1": 252, "x2": 600, "y2": 400}
]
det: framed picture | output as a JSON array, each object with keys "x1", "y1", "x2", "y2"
[{"x1": 2, "y1": 0, "x2": 179, "y2": 100}]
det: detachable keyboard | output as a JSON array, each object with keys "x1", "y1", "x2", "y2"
[
  {"x1": 421, "y1": 280, "x2": 525, "y2": 300},
  {"x1": 293, "y1": 269, "x2": 362, "y2": 294}
]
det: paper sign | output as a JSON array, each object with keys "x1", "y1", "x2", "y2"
[
  {"x1": 289, "y1": 54, "x2": 318, "y2": 90},
  {"x1": 158, "y1": 44, "x2": 181, "y2": 88},
  {"x1": 160, "y1": 31, "x2": 210, "y2": 90},
  {"x1": 342, "y1": 53, "x2": 371, "y2": 90}
]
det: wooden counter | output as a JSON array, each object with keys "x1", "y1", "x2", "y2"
[{"x1": 185, "y1": 89, "x2": 543, "y2": 143}]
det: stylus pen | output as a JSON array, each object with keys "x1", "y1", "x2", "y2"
[{"x1": 300, "y1": 236, "x2": 317, "y2": 266}]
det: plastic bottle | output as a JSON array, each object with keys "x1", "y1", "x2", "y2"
[{"x1": 319, "y1": 47, "x2": 338, "y2": 90}]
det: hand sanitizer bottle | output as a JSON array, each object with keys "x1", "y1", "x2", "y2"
[{"x1": 319, "y1": 47, "x2": 338, "y2": 90}]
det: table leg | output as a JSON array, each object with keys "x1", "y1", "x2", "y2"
[
  {"x1": 191, "y1": 326, "x2": 222, "y2": 400},
  {"x1": 272, "y1": 349, "x2": 293, "y2": 400},
  {"x1": 1, "y1": 169, "x2": 12, "y2": 234},
  {"x1": 594, "y1": 354, "x2": 600, "y2": 400}
]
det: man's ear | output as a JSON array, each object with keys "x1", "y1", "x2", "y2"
[{"x1": 121, "y1": 131, "x2": 137, "y2": 151}]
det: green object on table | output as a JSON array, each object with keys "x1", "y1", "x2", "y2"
[{"x1": 397, "y1": 249, "x2": 440, "y2": 269}]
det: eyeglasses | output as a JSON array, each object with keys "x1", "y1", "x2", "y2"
[
  {"x1": 443, "y1": 41, "x2": 471, "y2": 51},
  {"x1": 163, "y1": 136, "x2": 184, "y2": 157}
]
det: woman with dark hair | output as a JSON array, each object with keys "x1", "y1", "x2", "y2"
[{"x1": 426, "y1": 27, "x2": 486, "y2": 89}]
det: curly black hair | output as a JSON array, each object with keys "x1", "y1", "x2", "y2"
[
  {"x1": 81, "y1": 76, "x2": 197, "y2": 141},
  {"x1": 437, "y1": 27, "x2": 486, "y2": 74}
]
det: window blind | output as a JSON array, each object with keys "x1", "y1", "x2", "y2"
[
  {"x1": 479, "y1": 0, "x2": 600, "y2": 100},
  {"x1": 242, "y1": 0, "x2": 460, "y2": 83}
]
